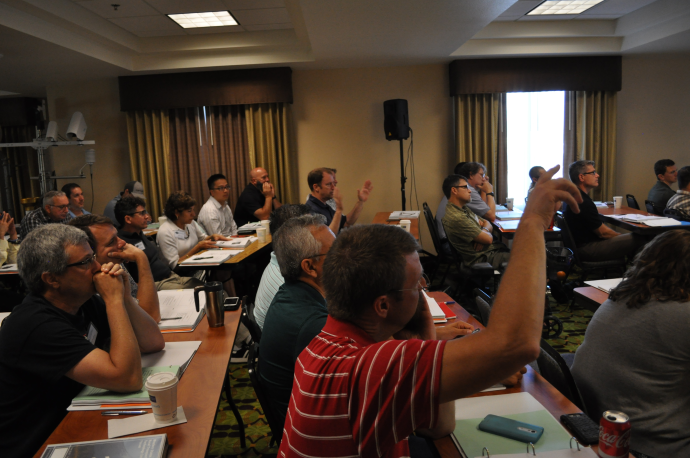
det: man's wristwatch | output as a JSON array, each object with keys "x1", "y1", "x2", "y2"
[
  {"x1": 8, "y1": 238, "x2": 19, "y2": 244},
  {"x1": 486, "y1": 192, "x2": 495, "y2": 197}
]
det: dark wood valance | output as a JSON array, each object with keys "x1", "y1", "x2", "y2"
[
  {"x1": 118, "y1": 67, "x2": 293, "y2": 111},
  {"x1": 449, "y1": 56, "x2": 622, "y2": 95}
]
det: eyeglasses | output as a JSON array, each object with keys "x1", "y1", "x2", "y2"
[
  {"x1": 127, "y1": 210, "x2": 148, "y2": 216},
  {"x1": 50, "y1": 204, "x2": 69, "y2": 210},
  {"x1": 65, "y1": 253, "x2": 97, "y2": 269},
  {"x1": 213, "y1": 186, "x2": 231, "y2": 191},
  {"x1": 392, "y1": 273, "x2": 430, "y2": 293},
  {"x1": 452, "y1": 185, "x2": 469, "y2": 190},
  {"x1": 582, "y1": 170, "x2": 598, "y2": 176},
  {"x1": 307, "y1": 252, "x2": 328, "y2": 259}
]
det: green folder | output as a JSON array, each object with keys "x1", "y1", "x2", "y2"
[{"x1": 72, "y1": 366, "x2": 180, "y2": 405}]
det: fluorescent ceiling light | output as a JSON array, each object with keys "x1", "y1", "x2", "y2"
[
  {"x1": 527, "y1": 0, "x2": 605, "y2": 15},
  {"x1": 168, "y1": 11, "x2": 238, "y2": 28}
]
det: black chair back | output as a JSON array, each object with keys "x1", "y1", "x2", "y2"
[
  {"x1": 240, "y1": 296, "x2": 262, "y2": 343},
  {"x1": 247, "y1": 343, "x2": 283, "y2": 445},
  {"x1": 664, "y1": 207, "x2": 686, "y2": 221},
  {"x1": 625, "y1": 194, "x2": 639, "y2": 210},
  {"x1": 537, "y1": 339, "x2": 588, "y2": 416},
  {"x1": 473, "y1": 293, "x2": 492, "y2": 326},
  {"x1": 645, "y1": 200, "x2": 663, "y2": 216},
  {"x1": 553, "y1": 213, "x2": 582, "y2": 266},
  {"x1": 422, "y1": 202, "x2": 444, "y2": 255}
]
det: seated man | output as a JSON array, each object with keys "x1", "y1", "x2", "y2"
[
  {"x1": 564, "y1": 160, "x2": 647, "y2": 262},
  {"x1": 436, "y1": 162, "x2": 466, "y2": 240},
  {"x1": 103, "y1": 181, "x2": 146, "y2": 227},
  {"x1": 197, "y1": 173, "x2": 238, "y2": 237},
  {"x1": 459, "y1": 162, "x2": 497, "y2": 222},
  {"x1": 61, "y1": 183, "x2": 91, "y2": 218},
  {"x1": 665, "y1": 165, "x2": 690, "y2": 220},
  {"x1": 647, "y1": 159, "x2": 677, "y2": 210},
  {"x1": 0, "y1": 225, "x2": 164, "y2": 458},
  {"x1": 442, "y1": 174, "x2": 510, "y2": 269},
  {"x1": 259, "y1": 214, "x2": 335, "y2": 431},
  {"x1": 115, "y1": 197, "x2": 203, "y2": 292},
  {"x1": 254, "y1": 204, "x2": 312, "y2": 330},
  {"x1": 279, "y1": 166, "x2": 575, "y2": 457},
  {"x1": 69, "y1": 214, "x2": 161, "y2": 322},
  {"x1": 305, "y1": 167, "x2": 373, "y2": 234},
  {"x1": 234, "y1": 167, "x2": 282, "y2": 227},
  {"x1": 19, "y1": 190, "x2": 71, "y2": 239}
]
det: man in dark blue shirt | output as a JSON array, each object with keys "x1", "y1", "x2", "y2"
[{"x1": 304, "y1": 167, "x2": 373, "y2": 234}]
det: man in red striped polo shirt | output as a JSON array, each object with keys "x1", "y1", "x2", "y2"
[{"x1": 278, "y1": 166, "x2": 581, "y2": 458}]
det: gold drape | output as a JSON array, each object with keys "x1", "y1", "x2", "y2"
[
  {"x1": 126, "y1": 110, "x2": 171, "y2": 219},
  {"x1": 244, "y1": 102, "x2": 298, "y2": 204},
  {"x1": 564, "y1": 91, "x2": 617, "y2": 201},
  {"x1": 454, "y1": 94, "x2": 507, "y2": 202},
  {"x1": 168, "y1": 108, "x2": 209, "y2": 214},
  {"x1": 0, "y1": 126, "x2": 41, "y2": 222}
]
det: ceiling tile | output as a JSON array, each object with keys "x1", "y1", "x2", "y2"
[
  {"x1": 109, "y1": 15, "x2": 182, "y2": 32},
  {"x1": 144, "y1": 0, "x2": 227, "y2": 15},
  {"x1": 78, "y1": 0, "x2": 161, "y2": 18},
  {"x1": 498, "y1": 1, "x2": 542, "y2": 17},
  {"x1": 232, "y1": 7, "x2": 290, "y2": 25},
  {"x1": 134, "y1": 29, "x2": 188, "y2": 37},
  {"x1": 243, "y1": 23, "x2": 292, "y2": 31},
  {"x1": 185, "y1": 25, "x2": 246, "y2": 34},
  {"x1": 222, "y1": 0, "x2": 285, "y2": 10},
  {"x1": 581, "y1": 0, "x2": 659, "y2": 16}
]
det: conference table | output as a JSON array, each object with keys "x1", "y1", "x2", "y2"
[
  {"x1": 573, "y1": 286, "x2": 609, "y2": 312},
  {"x1": 33, "y1": 309, "x2": 241, "y2": 458},
  {"x1": 372, "y1": 211, "x2": 420, "y2": 240},
  {"x1": 427, "y1": 291, "x2": 621, "y2": 458},
  {"x1": 598, "y1": 205, "x2": 690, "y2": 235}
]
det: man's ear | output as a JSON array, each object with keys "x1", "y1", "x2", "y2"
[
  {"x1": 300, "y1": 258, "x2": 318, "y2": 279},
  {"x1": 372, "y1": 295, "x2": 390, "y2": 319},
  {"x1": 41, "y1": 272, "x2": 60, "y2": 291},
  {"x1": 657, "y1": 173, "x2": 665, "y2": 181}
]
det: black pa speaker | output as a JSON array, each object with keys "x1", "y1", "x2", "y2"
[{"x1": 383, "y1": 99, "x2": 409, "y2": 141}]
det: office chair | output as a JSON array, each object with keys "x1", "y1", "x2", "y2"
[
  {"x1": 422, "y1": 202, "x2": 451, "y2": 285},
  {"x1": 441, "y1": 222, "x2": 499, "y2": 297},
  {"x1": 537, "y1": 339, "x2": 588, "y2": 416},
  {"x1": 625, "y1": 194, "x2": 640, "y2": 210},
  {"x1": 663, "y1": 207, "x2": 688, "y2": 222},
  {"x1": 247, "y1": 343, "x2": 283, "y2": 446},
  {"x1": 645, "y1": 200, "x2": 664, "y2": 216},
  {"x1": 240, "y1": 295, "x2": 262, "y2": 343}
]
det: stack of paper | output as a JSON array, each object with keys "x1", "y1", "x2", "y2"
[
  {"x1": 643, "y1": 218, "x2": 682, "y2": 227},
  {"x1": 423, "y1": 291, "x2": 447, "y2": 323},
  {"x1": 237, "y1": 222, "x2": 263, "y2": 233},
  {"x1": 215, "y1": 236, "x2": 258, "y2": 249},
  {"x1": 495, "y1": 211, "x2": 523, "y2": 221},
  {"x1": 180, "y1": 250, "x2": 240, "y2": 266},
  {"x1": 141, "y1": 341, "x2": 202, "y2": 375},
  {"x1": 388, "y1": 211, "x2": 420, "y2": 220},
  {"x1": 0, "y1": 263, "x2": 18, "y2": 274},
  {"x1": 158, "y1": 290, "x2": 206, "y2": 332},
  {"x1": 584, "y1": 278, "x2": 623, "y2": 294}
]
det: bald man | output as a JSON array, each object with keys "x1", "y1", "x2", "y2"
[{"x1": 234, "y1": 167, "x2": 283, "y2": 227}]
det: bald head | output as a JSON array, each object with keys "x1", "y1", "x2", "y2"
[{"x1": 250, "y1": 167, "x2": 270, "y2": 185}]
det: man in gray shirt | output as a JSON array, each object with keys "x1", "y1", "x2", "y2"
[{"x1": 459, "y1": 162, "x2": 497, "y2": 222}]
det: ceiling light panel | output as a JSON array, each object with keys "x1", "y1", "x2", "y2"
[
  {"x1": 528, "y1": 0, "x2": 605, "y2": 15},
  {"x1": 168, "y1": 11, "x2": 238, "y2": 28}
]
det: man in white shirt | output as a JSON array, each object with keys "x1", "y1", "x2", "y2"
[{"x1": 198, "y1": 174, "x2": 238, "y2": 237}]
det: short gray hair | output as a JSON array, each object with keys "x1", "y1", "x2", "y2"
[
  {"x1": 568, "y1": 160, "x2": 595, "y2": 183},
  {"x1": 18, "y1": 224, "x2": 89, "y2": 295},
  {"x1": 273, "y1": 214, "x2": 327, "y2": 281},
  {"x1": 43, "y1": 190, "x2": 66, "y2": 208}
]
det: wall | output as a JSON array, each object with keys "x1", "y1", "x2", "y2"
[
  {"x1": 616, "y1": 54, "x2": 690, "y2": 202},
  {"x1": 292, "y1": 64, "x2": 454, "y2": 254},
  {"x1": 46, "y1": 78, "x2": 130, "y2": 215}
]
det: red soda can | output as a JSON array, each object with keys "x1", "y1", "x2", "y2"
[{"x1": 598, "y1": 410, "x2": 631, "y2": 458}]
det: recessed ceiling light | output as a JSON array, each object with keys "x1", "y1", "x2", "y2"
[
  {"x1": 168, "y1": 11, "x2": 238, "y2": 28},
  {"x1": 527, "y1": 0, "x2": 605, "y2": 16}
]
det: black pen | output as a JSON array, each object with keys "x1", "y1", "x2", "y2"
[
  {"x1": 160, "y1": 317, "x2": 182, "y2": 321},
  {"x1": 193, "y1": 256, "x2": 213, "y2": 260},
  {"x1": 101, "y1": 410, "x2": 147, "y2": 416}
]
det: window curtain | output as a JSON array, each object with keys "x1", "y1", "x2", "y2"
[
  {"x1": 563, "y1": 91, "x2": 617, "y2": 202},
  {"x1": 126, "y1": 110, "x2": 171, "y2": 220},
  {"x1": 454, "y1": 93, "x2": 507, "y2": 203},
  {"x1": 245, "y1": 102, "x2": 299, "y2": 205},
  {"x1": 0, "y1": 126, "x2": 40, "y2": 222}
]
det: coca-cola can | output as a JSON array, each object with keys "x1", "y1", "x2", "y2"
[{"x1": 598, "y1": 410, "x2": 631, "y2": 458}]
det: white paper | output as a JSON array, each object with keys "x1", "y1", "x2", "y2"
[
  {"x1": 141, "y1": 341, "x2": 202, "y2": 369},
  {"x1": 496, "y1": 211, "x2": 523, "y2": 221},
  {"x1": 617, "y1": 214, "x2": 665, "y2": 222},
  {"x1": 584, "y1": 278, "x2": 623, "y2": 293},
  {"x1": 454, "y1": 392, "x2": 545, "y2": 420},
  {"x1": 0, "y1": 312, "x2": 10, "y2": 322},
  {"x1": 389, "y1": 211, "x2": 420, "y2": 220},
  {"x1": 215, "y1": 237, "x2": 257, "y2": 248},
  {"x1": 180, "y1": 250, "x2": 237, "y2": 265},
  {"x1": 486, "y1": 449, "x2": 596, "y2": 458},
  {"x1": 237, "y1": 222, "x2": 262, "y2": 231},
  {"x1": 108, "y1": 406, "x2": 187, "y2": 438},
  {"x1": 643, "y1": 218, "x2": 682, "y2": 227},
  {"x1": 158, "y1": 290, "x2": 205, "y2": 327},
  {"x1": 0, "y1": 263, "x2": 18, "y2": 273},
  {"x1": 423, "y1": 290, "x2": 446, "y2": 319},
  {"x1": 480, "y1": 384, "x2": 507, "y2": 392}
]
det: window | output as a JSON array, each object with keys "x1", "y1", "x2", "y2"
[{"x1": 506, "y1": 91, "x2": 565, "y2": 203}]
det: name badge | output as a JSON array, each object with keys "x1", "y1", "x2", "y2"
[
  {"x1": 174, "y1": 230, "x2": 188, "y2": 240},
  {"x1": 135, "y1": 241, "x2": 146, "y2": 250},
  {"x1": 86, "y1": 322, "x2": 98, "y2": 345}
]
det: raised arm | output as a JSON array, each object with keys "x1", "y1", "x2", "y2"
[
  {"x1": 344, "y1": 180, "x2": 373, "y2": 227},
  {"x1": 439, "y1": 166, "x2": 582, "y2": 403},
  {"x1": 329, "y1": 187, "x2": 345, "y2": 233}
]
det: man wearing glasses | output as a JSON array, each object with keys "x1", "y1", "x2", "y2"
[
  {"x1": 115, "y1": 197, "x2": 203, "y2": 292},
  {"x1": 442, "y1": 174, "x2": 511, "y2": 269},
  {"x1": 0, "y1": 224, "x2": 164, "y2": 458},
  {"x1": 198, "y1": 173, "x2": 239, "y2": 237},
  {"x1": 564, "y1": 160, "x2": 646, "y2": 262},
  {"x1": 19, "y1": 190, "x2": 72, "y2": 240}
]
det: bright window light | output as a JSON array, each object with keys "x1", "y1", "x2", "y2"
[
  {"x1": 527, "y1": 0, "x2": 605, "y2": 15},
  {"x1": 168, "y1": 11, "x2": 238, "y2": 28}
]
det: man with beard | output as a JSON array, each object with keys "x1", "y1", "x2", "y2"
[
  {"x1": 233, "y1": 167, "x2": 283, "y2": 227},
  {"x1": 279, "y1": 166, "x2": 578, "y2": 458}
]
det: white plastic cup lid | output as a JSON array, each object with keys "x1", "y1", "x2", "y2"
[{"x1": 145, "y1": 372, "x2": 178, "y2": 390}]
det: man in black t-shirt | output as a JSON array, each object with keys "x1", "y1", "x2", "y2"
[
  {"x1": 563, "y1": 160, "x2": 647, "y2": 262},
  {"x1": 0, "y1": 225, "x2": 165, "y2": 458},
  {"x1": 234, "y1": 167, "x2": 283, "y2": 227}
]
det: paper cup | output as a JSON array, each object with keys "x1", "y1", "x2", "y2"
[
  {"x1": 158, "y1": 216, "x2": 168, "y2": 224},
  {"x1": 256, "y1": 227, "x2": 267, "y2": 243},
  {"x1": 399, "y1": 219, "x2": 411, "y2": 233},
  {"x1": 146, "y1": 372, "x2": 179, "y2": 423},
  {"x1": 505, "y1": 198, "x2": 514, "y2": 211},
  {"x1": 260, "y1": 220, "x2": 271, "y2": 234},
  {"x1": 613, "y1": 196, "x2": 623, "y2": 209}
]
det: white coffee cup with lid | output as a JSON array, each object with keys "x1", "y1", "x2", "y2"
[
  {"x1": 399, "y1": 219, "x2": 411, "y2": 233},
  {"x1": 613, "y1": 196, "x2": 623, "y2": 209},
  {"x1": 256, "y1": 227, "x2": 267, "y2": 243},
  {"x1": 260, "y1": 220, "x2": 271, "y2": 234},
  {"x1": 146, "y1": 372, "x2": 179, "y2": 423}
]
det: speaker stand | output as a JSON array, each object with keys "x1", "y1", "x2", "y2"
[{"x1": 399, "y1": 139, "x2": 407, "y2": 211}]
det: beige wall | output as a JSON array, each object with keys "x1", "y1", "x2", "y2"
[
  {"x1": 616, "y1": 54, "x2": 690, "y2": 203},
  {"x1": 46, "y1": 78, "x2": 130, "y2": 215},
  {"x1": 292, "y1": 64, "x2": 454, "y2": 253}
]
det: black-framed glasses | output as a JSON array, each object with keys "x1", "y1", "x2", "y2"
[
  {"x1": 50, "y1": 204, "x2": 69, "y2": 210},
  {"x1": 127, "y1": 210, "x2": 148, "y2": 216},
  {"x1": 65, "y1": 253, "x2": 97, "y2": 269},
  {"x1": 452, "y1": 185, "x2": 469, "y2": 190},
  {"x1": 213, "y1": 185, "x2": 231, "y2": 191},
  {"x1": 581, "y1": 170, "x2": 597, "y2": 176},
  {"x1": 391, "y1": 273, "x2": 430, "y2": 293}
]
